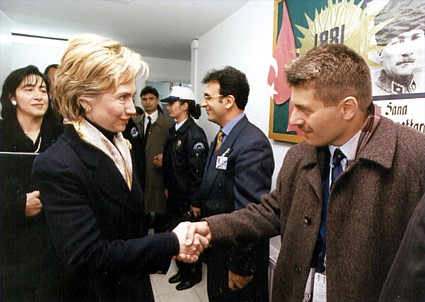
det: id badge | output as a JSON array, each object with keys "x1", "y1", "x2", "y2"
[
  {"x1": 216, "y1": 156, "x2": 228, "y2": 170},
  {"x1": 313, "y1": 272, "x2": 326, "y2": 302}
]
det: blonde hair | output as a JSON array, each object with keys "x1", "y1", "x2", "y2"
[{"x1": 55, "y1": 34, "x2": 149, "y2": 120}]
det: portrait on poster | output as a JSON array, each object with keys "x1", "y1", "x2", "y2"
[{"x1": 268, "y1": 0, "x2": 425, "y2": 143}]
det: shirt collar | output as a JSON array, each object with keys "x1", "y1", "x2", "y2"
[
  {"x1": 175, "y1": 118, "x2": 188, "y2": 130},
  {"x1": 221, "y1": 112, "x2": 245, "y2": 137},
  {"x1": 328, "y1": 130, "x2": 361, "y2": 162},
  {"x1": 145, "y1": 110, "x2": 159, "y2": 123}
]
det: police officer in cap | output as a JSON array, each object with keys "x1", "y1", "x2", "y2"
[{"x1": 162, "y1": 86, "x2": 208, "y2": 290}]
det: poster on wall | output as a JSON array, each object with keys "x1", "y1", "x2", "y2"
[{"x1": 268, "y1": 0, "x2": 425, "y2": 143}]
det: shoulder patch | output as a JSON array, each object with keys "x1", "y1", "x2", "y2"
[
  {"x1": 193, "y1": 142, "x2": 205, "y2": 151},
  {"x1": 130, "y1": 127, "x2": 139, "y2": 138}
]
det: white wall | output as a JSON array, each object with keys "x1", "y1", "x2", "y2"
[
  {"x1": 0, "y1": 10, "x2": 13, "y2": 86},
  {"x1": 0, "y1": 33, "x2": 190, "y2": 106},
  {"x1": 194, "y1": 0, "x2": 293, "y2": 189}
]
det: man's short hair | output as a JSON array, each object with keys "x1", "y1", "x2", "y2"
[
  {"x1": 140, "y1": 86, "x2": 159, "y2": 99},
  {"x1": 286, "y1": 44, "x2": 372, "y2": 111},
  {"x1": 202, "y1": 66, "x2": 249, "y2": 110}
]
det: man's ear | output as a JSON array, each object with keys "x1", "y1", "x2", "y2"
[
  {"x1": 224, "y1": 95, "x2": 235, "y2": 110},
  {"x1": 340, "y1": 96, "x2": 358, "y2": 120}
]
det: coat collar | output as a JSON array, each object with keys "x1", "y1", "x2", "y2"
[
  {"x1": 299, "y1": 116, "x2": 397, "y2": 174},
  {"x1": 62, "y1": 125, "x2": 132, "y2": 199}
]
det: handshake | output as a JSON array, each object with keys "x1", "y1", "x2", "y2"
[{"x1": 172, "y1": 221, "x2": 211, "y2": 262}]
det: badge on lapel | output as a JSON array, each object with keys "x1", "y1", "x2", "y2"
[{"x1": 216, "y1": 148, "x2": 231, "y2": 170}]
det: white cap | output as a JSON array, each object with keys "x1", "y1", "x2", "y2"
[{"x1": 162, "y1": 86, "x2": 195, "y2": 102}]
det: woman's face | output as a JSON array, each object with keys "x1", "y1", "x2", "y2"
[
  {"x1": 12, "y1": 74, "x2": 49, "y2": 119},
  {"x1": 166, "y1": 100, "x2": 187, "y2": 122},
  {"x1": 83, "y1": 79, "x2": 137, "y2": 133}
]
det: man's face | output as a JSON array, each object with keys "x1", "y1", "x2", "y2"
[
  {"x1": 201, "y1": 81, "x2": 226, "y2": 127},
  {"x1": 47, "y1": 67, "x2": 57, "y2": 96},
  {"x1": 289, "y1": 87, "x2": 346, "y2": 147},
  {"x1": 380, "y1": 29, "x2": 425, "y2": 81},
  {"x1": 141, "y1": 93, "x2": 159, "y2": 115}
]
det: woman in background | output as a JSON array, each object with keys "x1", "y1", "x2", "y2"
[
  {"x1": 0, "y1": 65, "x2": 63, "y2": 301},
  {"x1": 162, "y1": 86, "x2": 209, "y2": 291}
]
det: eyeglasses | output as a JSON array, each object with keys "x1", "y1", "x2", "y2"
[{"x1": 203, "y1": 94, "x2": 223, "y2": 101}]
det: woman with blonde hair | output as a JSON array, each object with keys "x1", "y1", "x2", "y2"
[{"x1": 32, "y1": 34, "x2": 205, "y2": 301}]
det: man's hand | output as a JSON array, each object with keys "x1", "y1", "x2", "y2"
[
  {"x1": 185, "y1": 221, "x2": 212, "y2": 246},
  {"x1": 191, "y1": 206, "x2": 201, "y2": 219},
  {"x1": 152, "y1": 153, "x2": 163, "y2": 168},
  {"x1": 228, "y1": 271, "x2": 253, "y2": 291},
  {"x1": 173, "y1": 221, "x2": 209, "y2": 262},
  {"x1": 25, "y1": 190, "x2": 42, "y2": 217}
]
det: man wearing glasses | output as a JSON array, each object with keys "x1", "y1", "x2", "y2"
[{"x1": 195, "y1": 66, "x2": 274, "y2": 302}]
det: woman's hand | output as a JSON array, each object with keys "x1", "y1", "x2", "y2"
[{"x1": 25, "y1": 190, "x2": 42, "y2": 217}]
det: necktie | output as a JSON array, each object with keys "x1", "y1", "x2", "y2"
[
  {"x1": 214, "y1": 130, "x2": 223, "y2": 155},
  {"x1": 145, "y1": 116, "x2": 152, "y2": 140},
  {"x1": 316, "y1": 148, "x2": 346, "y2": 272},
  {"x1": 331, "y1": 148, "x2": 345, "y2": 186}
]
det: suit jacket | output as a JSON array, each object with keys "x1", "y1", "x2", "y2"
[
  {"x1": 379, "y1": 192, "x2": 425, "y2": 302},
  {"x1": 199, "y1": 115, "x2": 274, "y2": 300},
  {"x1": 205, "y1": 117, "x2": 425, "y2": 301},
  {"x1": 32, "y1": 125, "x2": 179, "y2": 302}
]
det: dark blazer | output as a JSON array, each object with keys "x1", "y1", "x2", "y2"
[
  {"x1": 32, "y1": 125, "x2": 179, "y2": 302},
  {"x1": 379, "y1": 192, "x2": 425, "y2": 302},
  {"x1": 205, "y1": 117, "x2": 425, "y2": 301},
  {"x1": 199, "y1": 115, "x2": 274, "y2": 301}
]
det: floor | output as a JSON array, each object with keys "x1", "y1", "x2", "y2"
[
  {"x1": 150, "y1": 260, "x2": 209, "y2": 302},
  {"x1": 150, "y1": 235, "x2": 281, "y2": 302}
]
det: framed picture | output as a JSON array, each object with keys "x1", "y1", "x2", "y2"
[{"x1": 268, "y1": 0, "x2": 425, "y2": 142}]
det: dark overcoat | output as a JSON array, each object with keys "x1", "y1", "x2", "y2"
[
  {"x1": 32, "y1": 125, "x2": 179, "y2": 302},
  {"x1": 206, "y1": 117, "x2": 425, "y2": 301},
  {"x1": 379, "y1": 192, "x2": 425, "y2": 302}
]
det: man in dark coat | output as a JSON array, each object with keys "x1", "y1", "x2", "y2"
[
  {"x1": 379, "y1": 192, "x2": 425, "y2": 302},
  {"x1": 197, "y1": 66, "x2": 274, "y2": 302},
  {"x1": 185, "y1": 44, "x2": 425, "y2": 301}
]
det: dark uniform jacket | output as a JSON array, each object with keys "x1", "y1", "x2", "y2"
[
  {"x1": 32, "y1": 125, "x2": 180, "y2": 302},
  {"x1": 206, "y1": 117, "x2": 425, "y2": 301},
  {"x1": 163, "y1": 117, "x2": 208, "y2": 214}
]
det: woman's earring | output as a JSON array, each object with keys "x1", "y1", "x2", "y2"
[
  {"x1": 85, "y1": 105, "x2": 92, "y2": 113},
  {"x1": 11, "y1": 100, "x2": 17, "y2": 106}
]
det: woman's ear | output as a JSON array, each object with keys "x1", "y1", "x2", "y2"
[
  {"x1": 9, "y1": 94, "x2": 17, "y2": 106},
  {"x1": 78, "y1": 97, "x2": 91, "y2": 112},
  {"x1": 182, "y1": 101, "x2": 189, "y2": 111}
]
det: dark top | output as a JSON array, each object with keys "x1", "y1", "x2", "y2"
[
  {"x1": 163, "y1": 118, "x2": 208, "y2": 208},
  {"x1": 32, "y1": 124, "x2": 180, "y2": 301},
  {"x1": 0, "y1": 117, "x2": 63, "y2": 302}
]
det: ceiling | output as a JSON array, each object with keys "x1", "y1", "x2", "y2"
[{"x1": 0, "y1": 0, "x2": 249, "y2": 61}]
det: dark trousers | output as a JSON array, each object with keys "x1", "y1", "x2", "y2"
[{"x1": 205, "y1": 246, "x2": 269, "y2": 302}]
